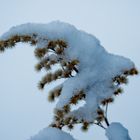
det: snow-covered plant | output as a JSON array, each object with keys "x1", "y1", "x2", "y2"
[{"x1": 0, "y1": 21, "x2": 138, "y2": 140}]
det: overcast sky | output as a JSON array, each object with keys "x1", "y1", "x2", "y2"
[{"x1": 0, "y1": 0, "x2": 140, "y2": 140}]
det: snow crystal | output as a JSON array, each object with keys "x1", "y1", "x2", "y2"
[
  {"x1": 105, "y1": 122, "x2": 131, "y2": 140},
  {"x1": 29, "y1": 127, "x2": 76, "y2": 140},
  {"x1": 0, "y1": 21, "x2": 135, "y2": 122}
]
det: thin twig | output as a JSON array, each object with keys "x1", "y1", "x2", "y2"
[
  {"x1": 94, "y1": 122, "x2": 106, "y2": 130},
  {"x1": 105, "y1": 103, "x2": 108, "y2": 118},
  {"x1": 104, "y1": 117, "x2": 110, "y2": 127}
]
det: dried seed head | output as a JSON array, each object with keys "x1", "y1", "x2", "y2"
[
  {"x1": 119, "y1": 76, "x2": 128, "y2": 84},
  {"x1": 35, "y1": 63, "x2": 42, "y2": 71},
  {"x1": 71, "y1": 59, "x2": 79, "y2": 65},
  {"x1": 38, "y1": 82, "x2": 45, "y2": 90},
  {"x1": 55, "y1": 69, "x2": 63, "y2": 77},
  {"x1": 97, "y1": 109, "x2": 104, "y2": 116},
  {"x1": 64, "y1": 117, "x2": 72, "y2": 125},
  {"x1": 81, "y1": 122, "x2": 89, "y2": 132},
  {"x1": 22, "y1": 35, "x2": 32, "y2": 42},
  {"x1": 56, "y1": 40, "x2": 67, "y2": 48},
  {"x1": 44, "y1": 63, "x2": 51, "y2": 70},
  {"x1": 63, "y1": 105, "x2": 70, "y2": 113},
  {"x1": 49, "y1": 123, "x2": 57, "y2": 128},
  {"x1": 67, "y1": 124, "x2": 74, "y2": 130},
  {"x1": 34, "y1": 48, "x2": 47, "y2": 59},
  {"x1": 70, "y1": 90, "x2": 85, "y2": 104},
  {"x1": 48, "y1": 41, "x2": 56, "y2": 49},
  {"x1": 48, "y1": 93, "x2": 55, "y2": 102},
  {"x1": 55, "y1": 47, "x2": 64, "y2": 54},
  {"x1": 113, "y1": 75, "x2": 128, "y2": 84},
  {"x1": 54, "y1": 88, "x2": 62, "y2": 97},
  {"x1": 55, "y1": 109, "x2": 64, "y2": 118},
  {"x1": 61, "y1": 60, "x2": 67, "y2": 66},
  {"x1": 48, "y1": 86, "x2": 62, "y2": 102},
  {"x1": 123, "y1": 70, "x2": 129, "y2": 75},
  {"x1": 63, "y1": 70, "x2": 71, "y2": 78},
  {"x1": 30, "y1": 39, "x2": 37, "y2": 45},
  {"x1": 129, "y1": 68, "x2": 139, "y2": 75},
  {"x1": 114, "y1": 88, "x2": 123, "y2": 95},
  {"x1": 70, "y1": 96, "x2": 78, "y2": 104},
  {"x1": 50, "y1": 60, "x2": 57, "y2": 65},
  {"x1": 101, "y1": 97, "x2": 114, "y2": 106},
  {"x1": 12, "y1": 35, "x2": 21, "y2": 42},
  {"x1": 51, "y1": 73, "x2": 58, "y2": 81},
  {"x1": 96, "y1": 115, "x2": 104, "y2": 122},
  {"x1": 42, "y1": 73, "x2": 52, "y2": 83},
  {"x1": 0, "y1": 45, "x2": 5, "y2": 52}
]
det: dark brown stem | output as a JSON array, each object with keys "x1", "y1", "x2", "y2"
[
  {"x1": 73, "y1": 67, "x2": 79, "y2": 73},
  {"x1": 94, "y1": 122, "x2": 106, "y2": 130},
  {"x1": 105, "y1": 103, "x2": 108, "y2": 118},
  {"x1": 104, "y1": 117, "x2": 110, "y2": 127}
]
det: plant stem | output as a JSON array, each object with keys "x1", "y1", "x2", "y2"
[
  {"x1": 105, "y1": 103, "x2": 108, "y2": 118},
  {"x1": 104, "y1": 117, "x2": 110, "y2": 127}
]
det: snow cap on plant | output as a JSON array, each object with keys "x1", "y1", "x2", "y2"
[{"x1": 0, "y1": 21, "x2": 138, "y2": 138}]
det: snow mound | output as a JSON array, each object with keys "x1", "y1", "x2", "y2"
[
  {"x1": 105, "y1": 122, "x2": 131, "y2": 140},
  {"x1": 29, "y1": 127, "x2": 76, "y2": 140}
]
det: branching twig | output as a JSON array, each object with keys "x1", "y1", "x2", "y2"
[{"x1": 94, "y1": 122, "x2": 106, "y2": 130}]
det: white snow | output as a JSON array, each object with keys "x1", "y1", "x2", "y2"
[
  {"x1": 0, "y1": 21, "x2": 135, "y2": 122},
  {"x1": 0, "y1": 21, "x2": 135, "y2": 140},
  {"x1": 105, "y1": 122, "x2": 131, "y2": 140},
  {"x1": 29, "y1": 127, "x2": 76, "y2": 140}
]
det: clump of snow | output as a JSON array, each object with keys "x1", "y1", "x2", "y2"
[
  {"x1": 105, "y1": 122, "x2": 131, "y2": 140},
  {"x1": 29, "y1": 127, "x2": 76, "y2": 140},
  {"x1": 0, "y1": 21, "x2": 135, "y2": 122}
]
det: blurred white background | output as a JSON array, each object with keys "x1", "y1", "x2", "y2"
[{"x1": 0, "y1": 0, "x2": 139, "y2": 140}]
